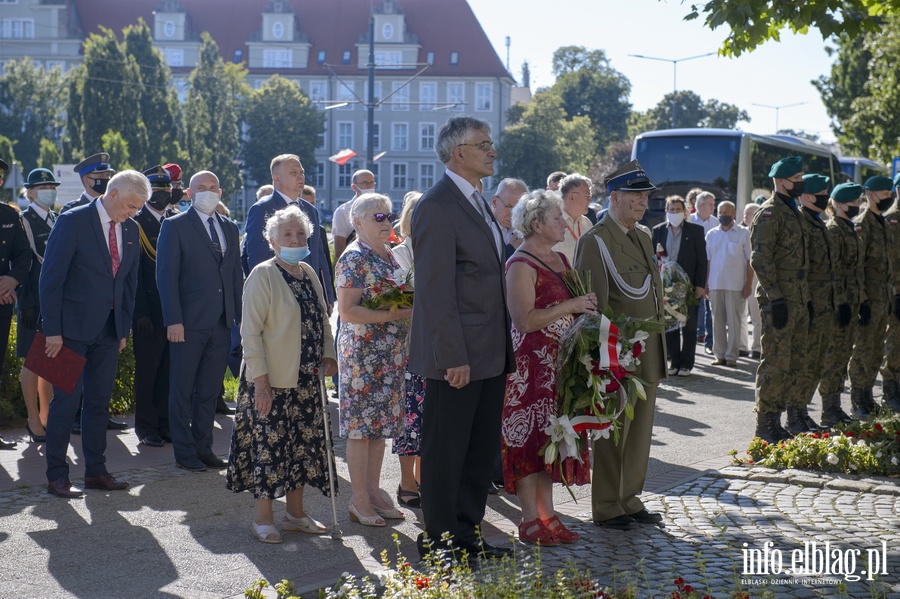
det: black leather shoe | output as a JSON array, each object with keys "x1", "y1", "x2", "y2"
[
  {"x1": 628, "y1": 508, "x2": 663, "y2": 524},
  {"x1": 594, "y1": 515, "x2": 637, "y2": 529},
  {"x1": 176, "y1": 458, "x2": 207, "y2": 472},
  {"x1": 138, "y1": 434, "x2": 165, "y2": 448},
  {"x1": 215, "y1": 402, "x2": 235, "y2": 415},
  {"x1": 47, "y1": 478, "x2": 84, "y2": 498},
  {"x1": 749, "y1": 351, "x2": 761, "y2": 360},
  {"x1": 71, "y1": 421, "x2": 81, "y2": 435},
  {"x1": 738, "y1": 350, "x2": 750, "y2": 358},
  {"x1": 107, "y1": 418, "x2": 128, "y2": 430},
  {"x1": 457, "y1": 540, "x2": 513, "y2": 559},
  {"x1": 198, "y1": 453, "x2": 227, "y2": 468},
  {"x1": 83, "y1": 473, "x2": 129, "y2": 491},
  {"x1": 0, "y1": 436, "x2": 16, "y2": 450},
  {"x1": 160, "y1": 433, "x2": 173, "y2": 444}
]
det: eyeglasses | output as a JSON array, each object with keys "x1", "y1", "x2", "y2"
[
  {"x1": 457, "y1": 140, "x2": 494, "y2": 151},
  {"x1": 370, "y1": 212, "x2": 397, "y2": 223}
]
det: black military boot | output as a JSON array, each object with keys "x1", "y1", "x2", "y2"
[
  {"x1": 820, "y1": 394, "x2": 853, "y2": 428},
  {"x1": 798, "y1": 406, "x2": 822, "y2": 432},
  {"x1": 770, "y1": 411, "x2": 792, "y2": 441},
  {"x1": 863, "y1": 387, "x2": 878, "y2": 416},
  {"x1": 755, "y1": 412, "x2": 779, "y2": 443},
  {"x1": 882, "y1": 380, "x2": 900, "y2": 412},
  {"x1": 850, "y1": 388, "x2": 870, "y2": 419},
  {"x1": 785, "y1": 406, "x2": 811, "y2": 436}
]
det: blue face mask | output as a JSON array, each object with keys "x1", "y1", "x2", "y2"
[{"x1": 279, "y1": 245, "x2": 310, "y2": 265}]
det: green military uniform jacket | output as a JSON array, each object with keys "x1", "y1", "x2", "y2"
[
  {"x1": 856, "y1": 209, "x2": 892, "y2": 305},
  {"x1": 800, "y1": 208, "x2": 841, "y2": 314},
  {"x1": 826, "y1": 216, "x2": 865, "y2": 308},
  {"x1": 750, "y1": 194, "x2": 810, "y2": 306},
  {"x1": 882, "y1": 205, "x2": 900, "y2": 297}
]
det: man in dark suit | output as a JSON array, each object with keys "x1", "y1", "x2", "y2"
[
  {"x1": 59, "y1": 152, "x2": 116, "y2": 214},
  {"x1": 40, "y1": 170, "x2": 150, "y2": 498},
  {"x1": 157, "y1": 170, "x2": 243, "y2": 472},
  {"x1": 651, "y1": 196, "x2": 707, "y2": 376},
  {"x1": 132, "y1": 166, "x2": 179, "y2": 447},
  {"x1": 240, "y1": 154, "x2": 335, "y2": 306},
  {"x1": 490, "y1": 177, "x2": 526, "y2": 261},
  {"x1": 409, "y1": 116, "x2": 515, "y2": 559}
]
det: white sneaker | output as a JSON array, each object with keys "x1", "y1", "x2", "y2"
[
  {"x1": 677, "y1": 368, "x2": 692, "y2": 377},
  {"x1": 667, "y1": 367, "x2": 678, "y2": 376}
]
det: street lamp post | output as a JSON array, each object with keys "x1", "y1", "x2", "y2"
[
  {"x1": 629, "y1": 52, "x2": 717, "y2": 128},
  {"x1": 751, "y1": 102, "x2": 806, "y2": 134}
]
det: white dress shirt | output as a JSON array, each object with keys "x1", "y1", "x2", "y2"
[{"x1": 705, "y1": 225, "x2": 751, "y2": 291}]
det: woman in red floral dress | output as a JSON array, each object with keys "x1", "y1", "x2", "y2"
[{"x1": 503, "y1": 189, "x2": 596, "y2": 546}]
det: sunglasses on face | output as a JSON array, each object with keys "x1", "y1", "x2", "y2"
[{"x1": 370, "y1": 212, "x2": 397, "y2": 223}]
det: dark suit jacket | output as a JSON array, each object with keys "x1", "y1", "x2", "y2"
[
  {"x1": 241, "y1": 190, "x2": 335, "y2": 303},
  {"x1": 17, "y1": 206, "x2": 51, "y2": 314},
  {"x1": 650, "y1": 221, "x2": 708, "y2": 288},
  {"x1": 133, "y1": 207, "x2": 175, "y2": 327},
  {"x1": 39, "y1": 199, "x2": 139, "y2": 341},
  {"x1": 408, "y1": 173, "x2": 514, "y2": 381},
  {"x1": 157, "y1": 207, "x2": 243, "y2": 331},
  {"x1": 59, "y1": 191, "x2": 92, "y2": 215}
]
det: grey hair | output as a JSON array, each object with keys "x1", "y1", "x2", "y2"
[
  {"x1": 512, "y1": 189, "x2": 563, "y2": 238},
  {"x1": 264, "y1": 205, "x2": 312, "y2": 247},
  {"x1": 434, "y1": 116, "x2": 491, "y2": 163},
  {"x1": 559, "y1": 173, "x2": 592, "y2": 197},
  {"x1": 718, "y1": 200, "x2": 736, "y2": 212},
  {"x1": 696, "y1": 191, "x2": 716, "y2": 206},
  {"x1": 107, "y1": 169, "x2": 151, "y2": 201},
  {"x1": 256, "y1": 184, "x2": 274, "y2": 200},
  {"x1": 398, "y1": 191, "x2": 422, "y2": 237},
  {"x1": 351, "y1": 192, "x2": 393, "y2": 223},
  {"x1": 495, "y1": 177, "x2": 527, "y2": 198}
]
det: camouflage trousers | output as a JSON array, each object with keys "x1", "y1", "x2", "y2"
[
  {"x1": 818, "y1": 308, "x2": 857, "y2": 397},
  {"x1": 849, "y1": 300, "x2": 888, "y2": 388},
  {"x1": 755, "y1": 299, "x2": 809, "y2": 413},
  {"x1": 880, "y1": 311, "x2": 900, "y2": 381},
  {"x1": 795, "y1": 306, "x2": 831, "y2": 408}
]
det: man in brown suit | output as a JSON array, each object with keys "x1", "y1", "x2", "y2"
[{"x1": 574, "y1": 160, "x2": 667, "y2": 529}]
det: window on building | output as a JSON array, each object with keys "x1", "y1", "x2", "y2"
[
  {"x1": 392, "y1": 163, "x2": 408, "y2": 191},
  {"x1": 0, "y1": 0, "x2": 20, "y2": 3},
  {"x1": 392, "y1": 82, "x2": 409, "y2": 111},
  {"x1": 419, "y1": 163, "x2": 435, "y2": 190},
  {"x1": 337, "y1": 82, "x2": 355, "y2": 110},
  {"x1": 342, "y1": 51, "x2": 352, "y2": 65},
  {"x1": 164, "y1": 48, "x2": 184, "y2": 67},
  {"x1": 309, "y1": 80, "x2": 327, "y2": 103},
  {"x1": 338, "y1": 163, "x2": 355, "y2": 188},
  {"x1": 272, "y1": 22, "x2": 284, "y2": 39},
  {"x1": 419, "y1": 123, "x2": 435, "y2": 152},
  {"x1": 164, "y1": 21, "x2": 175, "y2": 38},
  {"x1": 365, "y1": 81, "x2": 382, "y2": 110},
  {"x1": 475, "y1": 82, "x2": 493, "y2": 112},
  {"x1": 375, "y1": 51, "x2": 402, "y2": 69},
  {"x1": 317, "y1": 50, "x2": 326, "y2": 64},
  {"x1": 392, "y1": 123, "x2": 409, "y2": 151},
  {"x1": 318, "y1": 121, "x2": 326, "y2": 149},
  {"x1": 364, "y1": 121, "x2": 381, "y2": 150},
  {"x1": 314, "y1": 163, "x2": 325, "y2": 188},
  {"x1": 0, "y1": 18, "x2": 34, "y2": 39},
  {"x1": 337, "y1": 122, "x2": 353, "y2": 149},
  {"x1": 449, "y1": 51, "x2": 459, "y2": 65},
  {"x1": 426, "y1": 51, "x2": 435, "y2": 65},
  {"x1": 447, "y1": 82, "x2": 465, "y2": 108},
  {"x1": 263, "y1": 49, "x2": 291, "y2": 69},
  {"x1": 419, "y1": 82, "x2": 436, "y2": 111}
]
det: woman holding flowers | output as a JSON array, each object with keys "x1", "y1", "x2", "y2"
[
  {"x1": 336, "y1": 192, "x2": 412, "y2": 527},
  {"x1": 503, "y1": 190, "x2": 596, "y2": 545}
]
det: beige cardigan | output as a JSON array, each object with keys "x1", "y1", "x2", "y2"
[{"x1": 241, "y1": 259, "x2": 336, "y2": 388}]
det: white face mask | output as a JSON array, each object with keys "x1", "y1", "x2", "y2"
[
  {"x1": 666, "y1": 212, "x2": 685, "y2": 227},
  {"x1": 35, "y1": 189, "x2": 58, "y2": 209},
  {"x1": 191, "y1": 190, "x2": 220, "y2": 213}
]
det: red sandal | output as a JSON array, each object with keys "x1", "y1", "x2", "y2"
[
  {"x1": 518, "y1": 518, "x2": 560, "y2": 546},
  {"x1": 543, "y1": 515, "x2": 580, "y2": 543}
]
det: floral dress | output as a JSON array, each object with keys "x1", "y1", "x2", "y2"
[
  {"x1": 226, "y1": 266, "x2": 335, "y2": 500},
  {"x1": 501, "y1": 254, "x2": 591, "y2": 493},
  {"x1": 335, "y1": 241, "x2": 409, "y2": 439}
]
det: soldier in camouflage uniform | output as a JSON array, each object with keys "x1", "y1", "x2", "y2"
[
  {"x1": 848, "y1": 176, "x2": 894, "y2": 416},
  {"x1": 789, "y1": 174, "x2": 838, "y2": 435},
  {"x1": 878, "y1": 173, "x2": 900, "y2": 412},
  {"x1": 818, "y1": 183, "x2": 865, "y2": 426},
  {"x1": 750, "y1": 156, "x2": 810, "y2": 442}
]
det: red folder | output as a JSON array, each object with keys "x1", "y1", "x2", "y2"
[{"x1": 23, "y1": 331, "x2": 87, "y2": 395}]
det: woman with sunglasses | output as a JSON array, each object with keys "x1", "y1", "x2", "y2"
[{"x1": 335, "y1": 192, "x2": 412, "y2": 526}]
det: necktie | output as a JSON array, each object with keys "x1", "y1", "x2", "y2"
[
  {"x1": 474, "y1": 191, "x2": 501, "y2": 258},
  {"x1": 208, "y1": 216, "x2": 222, "y2": 254},
  {"x1": 108, "y1": 220, "x2": 120, "y2": 276}
]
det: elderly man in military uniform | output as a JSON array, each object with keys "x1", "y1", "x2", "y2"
[
  {"x1": 750, "y1": 156, "x2": 810, "y2": 443},
  {"x1": 574, "y1": 160, "x2": 666, "y2": 530},
  {"x1": 879, "y1": 174, "x2": 900, "y2": 412},
  {"x1": 0, "y1": 158, "x2": 32, "y2": 449},
  {"x1": 789, "y1": 173, "x2": 837, "y2": 435},
  {"x1": 848, "y1": 176, "x2": 895, "y2": 416},
  {"x1": 59, "y1": 152, "x2": 116, "y2": 214}
]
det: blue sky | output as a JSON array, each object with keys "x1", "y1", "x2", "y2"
[{"x1": 469, "y1": 0, "x2": 837, "y2": 143}]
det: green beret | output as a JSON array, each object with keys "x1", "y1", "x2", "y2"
[
  {"x1": 863, "y1": 175, "x2": 893, "y2": 191},
  {"x1": 754, "y1": 194, "x2": 769, "y2": 204},
  {"x1": 832, "y1": 182, "x2": 863, "y2": 204},
  {"x1": 802, "y1": 174, "x2": 830, "y2": 195},
  {"x1": 768, "y1": 156, "x2": 803, "y2": 178}
]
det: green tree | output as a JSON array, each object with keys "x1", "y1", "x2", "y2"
[
  {"x1": 123, "y1": 19, "x2": 184, "y2": 166},
  {"x1": 497, "y1": 92, "x2": 595, "y2": 190},
  {"x1": 0, "y1": 136, "x2": 16, "y2": 204},
  {"x1": 242, "y1": 75, "x2": 324, "y2": 187},
  {"x1": 813, "y1": 32, "x2": 873, "y2": 154},
  {"x1": 184, "y1": 33, "x2": 242, "y2": 198},
  {"x1": 679, "y1": 0, "x2": 898, "y2": 56},
  {"x1": 37, "y1": 138, "x2": 62, "y2": 168},
  {"x1": 629, "y1": 91, "x2": 750, "y2": 134},
  {"x1": 0, "y1": 58, "x2": 66, "y2": 172},
  {"x1": 101, "y1": 129, "x2": 131, "y2": 171}
]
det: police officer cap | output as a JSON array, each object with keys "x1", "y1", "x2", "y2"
[
  {"x1": 604, "y1": 160, "x2": 657, "y2": 195},
  {"x1": 162, "y1": 163, "x2": 182, "y2": 183},
  {"x1": 143, "y1": 165, "x2": 171, "y2": 189},
  {"x1": 23, "y1": 168, "x2": 62, "y2": 188},
  {"x1": 802, "y1": 174, "x2": 830, "y2": 195},
  {"x1": 0, "y1": 159, "x2": 8, "y2": 174},
  {"x1": 831, "y1": 182, "x2": 863, "y2": 204},
  {"x1": 768, "y1": 156, "x2": 803, "y2": 178},
  {"x1": 863, "y1": 175, "x2": 893, "y2": 191},
  {"x1": 74, "y1": 152, "x2": 115, "y2": 177}
]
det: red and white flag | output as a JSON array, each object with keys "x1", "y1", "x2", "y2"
[{"x1": 328, "y1": 149, "x2": 357, "y2": 165}]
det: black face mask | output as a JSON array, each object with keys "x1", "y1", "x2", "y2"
[
  {"x1": 845, "y1": 205, "x2": 860, "y2": 219},
  {"x1": 89, "y1": 177, "x2": 108, "y2": 195},
  {"x1": 786, "y1": 180, "x2": 805, "y2": 199},
  {"x1": 148, "y1": 191, "x2": 172, "y2": 211},
  {"x1": 171, "y1": 188, "x2": 184, "y2": 204},
  {"x1": 718, "y1": 215, "x2": 734, "y2": 227},
  {"x1": 877, "y1": 196, "x2": 895, "y2": 212},
  {"x1": 813, "y1": 194, "x2": 829, "y2": 211}
]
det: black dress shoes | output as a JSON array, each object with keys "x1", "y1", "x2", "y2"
[
  {"x1": 457, "y1": 540, "x2": 513, "y2": 559},
  {"x1": 0, "y1": 436, "x2": 17, "y2": 450},
  {"x1": 198, "y1": 453, "x2": 228, "y2": 468},
  {"x1": 47, "y1": 478, "x2": 84, "y2": 498},
  {"x1": 107, "y1": 418, "x2": 129, "y2": 430},
  {"x1": 71, "y1": 421, "x2": 81, "y2": 435},
  {"x1": 138, "y1": 434, "x2": 165, "y2": 448},
  {"x1": 749, "y1": 350, "x2": 761, "y2": 360},
  {"x1": 594, "y1": 514, "x2": 638, "y2": 530},
  {"x1": 160, "y1": 433, "x2": 173, "y2": 444},
  {"x1": 83, "y1": 473, "x2": 129, "y2": 491},
  {"x1": 628, "y1": 508, "x2": 663, "y2": 524},
  {"x1": 215, "y1": 401, "x2": 235, "y2": 415},
  {"x1": 176, "y1": 458, "x2": 207, "y2": 472}
]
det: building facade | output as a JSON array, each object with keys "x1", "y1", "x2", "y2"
[{"x1": 0, "y1": 0, "x2": 514, "y2": 213}]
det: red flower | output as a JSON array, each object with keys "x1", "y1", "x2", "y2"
[
  {"x1": 633, "y1": 340, "x2": 644, "y2": 358},
  {"x1": 683, "y1": 585, "x2": 694, "y2": 593},
  {"x1": 874, "y1": 423, "x2": 884, "y2": 432},
  {"x1": 590, "y1": 361, "x2": 606, "y2": 376},
  {"x1": 604, "y1": 378, "x2": 621, "y2": 393},
  {"x1": 415, "y1": 576, "x2": 430, "y2": 589},
  {"x1": 674, "y1": 577, "x2": 684, "y2": 586},
  {"x1": 822, "y1": 433, "x2": 830, "y2": 438},
  {"x1": 844, "y1": 431, "x2": 855, "y2": 437}
]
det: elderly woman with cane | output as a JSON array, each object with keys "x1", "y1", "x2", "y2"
[{"x1": 226, "y1": 205, "x2": 338, "y2": 544}]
